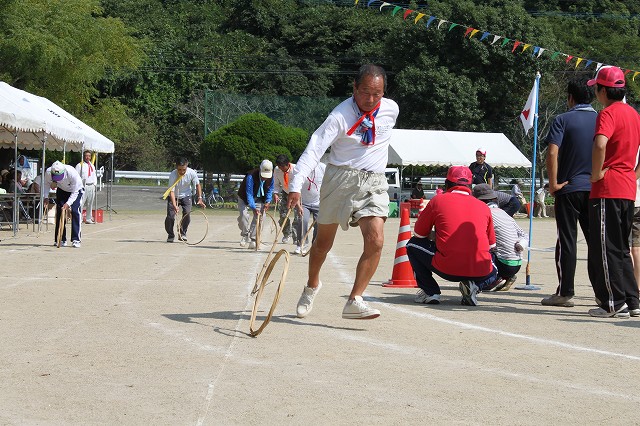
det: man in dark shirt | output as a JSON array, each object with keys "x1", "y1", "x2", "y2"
[
  {"x1": 410, "y1": 182, "x2": 424, "y2": 199},
  {"x1": 469, "y1": 148, "x2": 493, "y2": 186},
  {"x1": 540, "y1": 78, "x2": 597, "y2": 308}
]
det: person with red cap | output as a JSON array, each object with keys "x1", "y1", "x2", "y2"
[
  {"x1": 469, "y1": 147, "x2": 493, "y2": 186},
  {"x1": 586, "y1": 65, "x2": 640, "y2": 318},
  {"x1": 406, "y1": 165, "x2": 497, "y2": 306}
]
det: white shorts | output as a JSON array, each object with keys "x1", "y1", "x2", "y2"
[{"x1": 318, "y1": 164, "x2": 389, "y2": 230}]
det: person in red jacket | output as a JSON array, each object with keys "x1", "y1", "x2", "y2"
[
  {"x1": 586, "y1": 65, "x2": 640, "y2": 318},
  {"x1": 406, "y1": 166, "x2": 497, "y2": 306}
]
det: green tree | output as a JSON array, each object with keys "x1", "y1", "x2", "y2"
[{"x1": 201, "y1": 113, "x2": 308, "y2": 173}]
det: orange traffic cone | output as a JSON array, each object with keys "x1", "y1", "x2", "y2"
[{"x1": 382, "y1": 207, "x2": 417, "y2": 288}]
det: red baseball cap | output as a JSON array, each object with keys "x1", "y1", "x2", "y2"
[
  {"x1": 587, "y1": 66, "x2": 625, "y2": 88},
  {"x1": 446, "y1": 166, "x2": 473, "y2": 185},
  {"x1": 475, "y1": 147, "x2": 486, "y2": 156}
]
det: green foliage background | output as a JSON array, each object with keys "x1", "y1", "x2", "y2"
[{"x1": 0, "y1": 0, "x2": 638, "y2": 174}]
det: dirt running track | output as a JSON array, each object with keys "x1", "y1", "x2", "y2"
[{"x1": 1, "y1": 195, "x2": 638, "y2": 424}]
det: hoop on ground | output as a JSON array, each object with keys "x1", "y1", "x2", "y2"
[
  {"x1": 56, "y1": 208, "x2": 67, "y2": 248},
  {"x1": 177, "y1": 209, "x2": 209, "y2": 245},
  {"x1": 252, "y1": 207, "x2": 293, "y2": 294},
  {"x1": 299, "y1": 217, "x2": 316, "y2": 257},
  {"x1": 249, "y1": 248, "x2": 290, "y2": 337}
]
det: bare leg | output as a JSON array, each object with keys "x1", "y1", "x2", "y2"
[
  {"x1": 350, "y1": 216, "x2": 385, "y2": 299},
  {"x1": 306, "y1": 223, "x2": 339, "y2": 288}
]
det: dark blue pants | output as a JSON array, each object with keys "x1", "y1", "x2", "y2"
[
  {"x1": 501, "y1": 196, "x2": 521, "y2": 217},
  {"x1": 55, "y1": 188, "x2": 83, "y2": 243},
  {"x1": 406, "y1": 236, "x2": 497, "y2": 295}
]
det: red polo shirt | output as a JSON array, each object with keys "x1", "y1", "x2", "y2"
[
  {"x1": 414, "y1": 186, "x2": 496, "y2": 277},
  {"x1": 591, "y1": 101, "x2": 640, "y2": 200}
]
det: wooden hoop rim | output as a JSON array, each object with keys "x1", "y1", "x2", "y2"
[
  {"x1": 177, "y1": 209, "x2": 209, "y2": 246},
  {"x1": 252, "y1": 208, "x2": 292, "y2": 295},
  {"x1": 249, "y1": 248, "x2": 290, "y2": 337},
  {"x1": 299, "y1": 217, "x2": 316, "y2": 257},
  {"x1": 56, "y1": 208, "x2": 67, "y2": 248}
]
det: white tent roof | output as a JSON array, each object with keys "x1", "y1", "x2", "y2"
[
  {"x1": 388, "y1": 129, "x2": 531, "y2": 168},
  {"x1": 0, "y1": 81, "x2": 114, "y2": 153}
]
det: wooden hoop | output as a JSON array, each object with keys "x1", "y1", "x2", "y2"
[
  {"x1": 299, "y1": 218, "x2": 316, "y2": 257},
  {"x1": 249, "y1": 248, "x2": 290, "y2": 337},
  {"x1": 177, "y1": 209, "x2": 208, "y2": 246},
  {"x1": 56, "y1": 208, "x2": 67, "y2": 248},
  {"x1": 252, "y1": 208, "x2": 293, "y2": 295}
]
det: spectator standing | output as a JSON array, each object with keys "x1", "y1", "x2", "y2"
[
  {"x1": 76, "y1": 150, "x2": 98, "y2": 224},
  {"x1": 44, "y1": 161, "x2": 84, "y2": 248},
  {"x1": 288, "y1": 64, "x2": 399, "y2": 320},
  {"x1": 406, "y1": 166, "x2": 497, "y2": 306},
  {"x1": 237, "y1": 160, "x2": 274, "y2": 249},
  {"x1": 273, "y1": 154, "x2": 299, "y2": 245},
  {"x1": 469, "y1": 147, "x2": 493, "y2": 186},
  {"x1": 540, "y1": 78, "x2": 597, "y2": 308},
  {"x1": 534, "y1": 183, "x2": 550, "y2": 218},
  {"x1": 164, "y1": 158, "x2": 205, "y2": 243},
  {"x1": 586, "y1": 66, "x2": 640, "y2": 318}
]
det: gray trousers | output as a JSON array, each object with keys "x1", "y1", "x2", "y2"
[
  {"x1": 237, "y1": 198, "x2": 264, "y2": 242},
  {"x1": 165, "y1": 196, "x2": 192, "y2": 238},
  {"x1": 278, "y1": 191, "x2": 299, "y2": 242},
  {"x1": 296, "y1": 204, "x2": 319, "y2": 247}
]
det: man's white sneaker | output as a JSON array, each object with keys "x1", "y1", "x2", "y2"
[
  {"x1": 414, "y1": 289, "x2": 440, "y2": 304},
  {"x1": 240, "y1": 236, "x2": 248, "y2": 247},
  {"x1": 342, "y1": 295, "x2": 380, "y2": 319},
  {"x1": 54, "y1": 241, "x2": 67, "y2": 247},
  {"x1": 293, "y1": 246, "x2": 302, "y2": 255},
  {"x1": 282, "y1": 236, "x2": 291, "y2": 244},
  {"x1": 589, "y1": 304, "x2": 630, "y2": 319},
  {"x1": 296, "y1": 282, "x2": 322, "y2": 318},
  {"x1": 72, "y1": 240, "x2": 81, "y2": 248},
  {"x1": 630, "y1": 308, "x2": 640, "y2": 317},
  {"x1": 248, "y1": 241, "x2": 256, "y2": 249}
]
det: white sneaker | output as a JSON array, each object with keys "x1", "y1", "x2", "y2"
[
  {"x1": 296, "y1": 282, "x2": 322, "y2": 318},
  {"x1": 84, "y1": 219, "x2": 95, "y2": 224},
  {"x1": 293, "y1": 246, "x2": 302, "y2": 255},
  {"x1": 248, "y1": 241, "x2": 256, "y2": 249},
  {"x1": 630, "y1": 308, "x2": 640, "y2": 317},
  {"x1": 414, "y1": 289, "x2": 440, "y2": 304},
  {"x1": 589, "y1": 304, "x2": 630, "y2": 319},
  {"x1": 342, "y1": 295, "x2": 380, "y2": 319},
  {"x1": 54, "y1": 241, "x2": 67, "y2": 247},
  {"x1": 72, "y1": 240, "x2": 81, "y2": 248},
  {"x1": 240, "y1": 236, "x2": 248, "y2": 247},
  {"x1": 282, "y1": 236, "x2": 291, "y2": 244}
]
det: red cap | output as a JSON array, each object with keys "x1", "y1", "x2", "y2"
[
  {"x1": 446, "y1": 166, "x2": 473, "y2": 185},
  {"x1": 587, "y1": 66, "x2": 625, "y2": 88},
  {"x1": 475, "y1": 147, "x2": 486, "y2": 156}
]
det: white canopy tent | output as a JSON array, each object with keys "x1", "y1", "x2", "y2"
[
  {"x1": 388, "y1": 129, "x2": 531, "y2": 168},
  {"x1": 0, "y1": 81, "x2": 115, "y2": 235}
]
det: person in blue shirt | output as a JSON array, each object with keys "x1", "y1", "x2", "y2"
[
  {"x1": 237, "y1": 160, "x2": 274, "y2": 249},
  {"x1": 541, "y1": 77, "x2": 597, "y2": 308}
]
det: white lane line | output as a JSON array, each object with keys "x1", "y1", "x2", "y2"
[
  {"x1": 195, "y1": 258, "x2": 261, "y2": 426},
  {"x1": 327, "y1": 252, "x2": 640, "y2": 362}
]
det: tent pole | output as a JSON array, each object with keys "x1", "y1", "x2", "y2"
[
  {"x1": 38, "y1": 134, "x2": 47, "y2": 233},
  {"x1": 12, "y1": 132, "x2": 18, "y2": 236}
]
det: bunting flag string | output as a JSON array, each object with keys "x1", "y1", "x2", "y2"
[{"x1": 355, "y1": 0, "x2": 640, "y2": 81}]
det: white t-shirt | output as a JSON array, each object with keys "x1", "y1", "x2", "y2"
[
  {"x1": 274, "y1": 163, "x2": 295, "y2": 194},
  {"x1": 43, "y1": 164, "x2": 84, "y2": 205},
  {"x1": 75, "y1": 161, "x2": 98, "y2": 185},
  {"x1": 290, "y1": 96, "x2": 399, "y2": 193},
  {"x1": 168, "y1": 167, "x2": 200, "y2": 199},
  {"x1": 301, "y1": 163, "x2": 326, "y2": 209}
]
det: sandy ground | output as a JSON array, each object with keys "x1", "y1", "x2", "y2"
[{"x1": 1, "y1": 187, "x2": 639, "y2": 425}]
